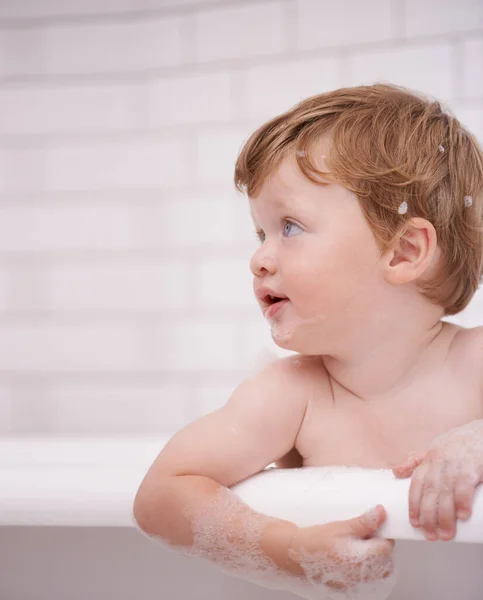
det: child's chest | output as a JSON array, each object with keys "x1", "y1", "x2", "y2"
[{"x1": 297, "y1": 366, "x2": 483, "y2": 470}]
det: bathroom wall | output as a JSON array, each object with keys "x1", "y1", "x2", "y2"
[{"x1": 0, "y1": 0, "x2": 481, "y2": 435}]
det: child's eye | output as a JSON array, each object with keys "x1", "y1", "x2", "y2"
[{"x1": 283, "y1": 220, "x2": 303, "y2": 237}]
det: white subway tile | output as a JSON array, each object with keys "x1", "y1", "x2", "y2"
[
  {"x1": 0, "y1": 154, "x2": 4, "y2": 190},
  {"x1": 0, "y1": 0, "x2": 135, "y2": 19},
  {"x1": 454, "y1": 106, "x2": 483, "y2": 143},
  {"x1": 235, "y1": 316, "x2": 292, "y2": 373},
  {"x1": 0, "y1": 0, "x2": 242, "y2": 19},
  {"x1": 147, "y1": 71, "x2": 232, "y2": 127},
  {"x1": 142, "y1": 0, "x2": 229, "y2": 7},
  {"x1": 197, "y1": 125, "x2": 256, "y2": 185},
  {"x1": 445, "y1": 287, "x2": 483, "y2": 328},
  {"x1": 462, "y1": 38, "x2": 483, "y2": 99},
  {"x1": 138, "y1": 191, "x2": 238, "y2": 248},
  {"x1": 464, "y1": 288, "x2": 483, "y2": 326},
  {"x1": 232, "y1": 196, "x2": 258, "y2": 246},
  {"x1": 0, "y1": 386, "x2": 13, "y2": 434},
  {"x1": 0, "y1": 267, "x2": 11, "y2": 310},
  {"x1": 1, "y1": 0, "x2": 479, "y2": 438},
  {"x1": 296, "y1": 0, "x2": 394, "y2": 51},
  {"x1": 41, "y1": 261, "x2": 191, "y2": 312},
  {"x1": 157, "y1": 319, "x2": 237, "y2": 371},
  {"x1": 44, "y1": 16, "x2": 183, "y2": 75},
  {"x1": 405, "y1": 0, "x2": 483, "y2": 37},
  {"x1": 243, "y1": 56, "x2": 340, "y2": 120},
  {"x1": 8, "y1": 383, "x2": 51, "y2": 433},
  {"x1": 195, "y1": 380, "x2": 240, "y2": 418},
  {"x1": 0, "y1": 28, "x2": 46, "y2": 78},
  {"x1": 195, "y1": 2, "x2": 285, "y2": 63},
  {"x1": 0, "y1": 146, "x2": 48, "y2": 193},
  {"x1": 47, "y1": 138, "x2": 187, "y2": 190},
  {"x1": 350, "y1": 43, "x2": 454, "y2": 105},
  {"x1": 0, "y1": 83, "x2": 145, "y2": 135},
  {"x1": 39, "y1": 382, "x2": 188, "y2": 434},
  {"x1": 0, "y1": 204, "x2": 136, "y2": 252},
  {"x1": 198, "y1": 258, "x2": 254, "y2": 308},
  {"x1": 0, "y1": 322, "x2": 143, "y2": 371}
]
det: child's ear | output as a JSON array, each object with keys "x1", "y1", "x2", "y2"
[{"x1": 383, "y1": 217, "x2": 439, "y2": 286}]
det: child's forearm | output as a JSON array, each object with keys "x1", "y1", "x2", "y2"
[{"x1": 133, "y1": 474, "x2": 305, "y2": 580}]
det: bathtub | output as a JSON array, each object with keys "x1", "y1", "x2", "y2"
[{"x1": 1, "y1": 436, "x2": 482, "y2": 600}]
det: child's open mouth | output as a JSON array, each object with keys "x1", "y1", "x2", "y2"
[{"x1": 263, "y1": 298, "x2": 289, "y2": 319}]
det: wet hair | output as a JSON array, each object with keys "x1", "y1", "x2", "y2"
[{"x1": 234, "y1": 83, "x2": 483, "y2": 315}]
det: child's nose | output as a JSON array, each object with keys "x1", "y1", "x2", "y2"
[{"x1": 250, "y1": 244, "x2": 277, "y2": 277}]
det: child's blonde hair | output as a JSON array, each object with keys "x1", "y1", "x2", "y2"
[{"x1": 234, "y1": 83, "x2": 483, "y2": 316}]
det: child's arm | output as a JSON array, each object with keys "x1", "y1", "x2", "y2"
[
  {"x1": 133, "y1": 355, "x2": 395, "y2": 593},
  {"x1": 133, "y1": 356, "x2": 308, "y2": 572}
]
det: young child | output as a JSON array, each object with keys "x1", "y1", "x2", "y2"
[{"x1": 133, "y1": 83, "x2": 483, "y2": 598}]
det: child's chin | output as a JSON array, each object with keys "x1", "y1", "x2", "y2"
[
  {"x1": 272, "y1": 337, "x2": 294, "y2": 351},
  {"x1": 270, "y1": 325, "x2": 299, "y2": 351},
  {"x1": 271, "y1": 326, "x2": 322, "y2": 355}
]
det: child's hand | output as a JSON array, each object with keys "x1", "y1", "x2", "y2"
[
  {"x1": 288, "y1": 505, "x2": 396, "y2": 593},
  {"x1": 392, "y1": 419, "x2": 483, "y2": 541}
]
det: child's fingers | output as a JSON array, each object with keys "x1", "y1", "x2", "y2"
[
  {"x1": 408, "y1": 461, "x2": 429, "y2": 528},
  {"x1": 346, "y1": 504, "x2": 386, "y2": 539},
  {"x1": 454, "y1": 472, "x2": 478, "y2": 520},
  {"x1": 419, "y1": 460, "x2": 443, "y2": 540},
  {"x1": 392, "y1": 452, "x2": 425, "y2": 479},
  {"x1": 436, "y1": 470, "x2": 457, "y2": 540}
]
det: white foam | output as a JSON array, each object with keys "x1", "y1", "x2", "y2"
[{"x1": 170, "y1": 485, "x2": 397, "y2": 600}]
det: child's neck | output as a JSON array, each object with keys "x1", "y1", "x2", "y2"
[{"x1": 322, "y1": 312, "x2": 448, "y2": 403}]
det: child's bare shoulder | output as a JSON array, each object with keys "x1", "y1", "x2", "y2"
[
  {"x1": 266, "y1": 353, "x2": 330, "y2": 399},
  {"x1": 451, "y1": 324, "x2": 483, "y2": 376},
  {"x1": 136, "y1": 354, "x2": 326, "y2": 489},
  {"x1": 268, "y1": 354, "x2": 331, "y2": 468},
  {"x1": 442, "y1": 324, "x2": 483, "y2": 402},
  {"x1": 447, "y1": 323, "x2": 483, "y2": 355},
  {"x1": 459, "y1": 323, "x2": 483, "y2": 347},
  {"x1": 267, "y1": 352, "x2": 326, "y2": 377}
]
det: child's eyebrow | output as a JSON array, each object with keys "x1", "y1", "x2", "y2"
[
  {"x1": 273, "y1": 194, "x2": 314, "y2": 212},
  {"x1": 273, "y1": 194, "x2": 294, "y2": 207},
  {"x1": 250, "y1": 194, "x2": 307, "y2": 222}
]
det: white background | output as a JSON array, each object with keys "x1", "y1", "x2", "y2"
[{"x1": 0, "y1": 0, "x2": 482, "y2": 435}]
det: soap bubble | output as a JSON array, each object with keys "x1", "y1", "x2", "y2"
[{"x1": 134, "y1": 485, "x2": 397, "y2": 600}]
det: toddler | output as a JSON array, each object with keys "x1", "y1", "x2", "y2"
[{"x1": 133, "y1": 84, "x2": 483, "y2": 599}]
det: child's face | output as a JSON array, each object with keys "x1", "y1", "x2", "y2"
[{"x1": 249, "y1": 152, "x2": 387, "y2": 354}]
